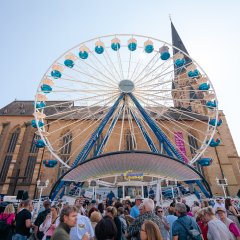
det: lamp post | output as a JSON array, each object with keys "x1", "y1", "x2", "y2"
[
  {"x1": 36, "y1": 179, "x2": 49, "y2": 215},
  {"x1": 216, "y1": 177, "x2": 228, "y2": 198}
]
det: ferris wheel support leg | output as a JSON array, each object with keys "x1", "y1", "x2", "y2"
[
  {"x1": 130, "y1": 109, "x2": 158, "y2": 153},
  {"x1": 72, "y1": 93, "x2": 124, "y2": 166},
  {"x1": 195, "y1": 180, "x2": 212, "y2": 198},
  {"x1": 128, "y1": 93, "x2": 184, "y2": 161},
  {"x1": 94, "y1": 104, "x2": 125, "y2": 156}
]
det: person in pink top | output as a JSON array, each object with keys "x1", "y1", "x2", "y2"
[
  {"x1": 39, "y1": 205, "x2": 60, "y2": 240},
  {"x1": 0, "y1": 203, "x2": 15, "y2": 240},
  {"x1": 216, "y1": 207, "x2": 240, "y2": 240}
]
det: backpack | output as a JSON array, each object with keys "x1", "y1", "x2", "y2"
[
  {"x1": 178, "y1": 217, "x2": 202, "y2": 240},
  {"x1": 0, "y1": 214, "x2": 11, "y2": 237}
]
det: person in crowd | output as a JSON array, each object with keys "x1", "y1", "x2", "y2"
[
  {"x1": 201, "y1": 206, "x2": 233, "y2": 240},
  {"x1": 70, "y1": 205, "x2": 94, "y2": 240},
  {"x1": 172, "y1": 202, "x2": 203, "y2": 240},
  {"x1": 97, "y1": 203, "x2": 105, "y2": 216},
  {"x1": 140, "y1": 220, "x2": 163, "y2": 240},
  {"x1": 139, "y1": 203, "x2": 145, "y2": 216},
  {"x1": 130, "y1": 195, "x2": 143, "y2": 218},
  {"x1": 124, "y1": 200, "x2": 132, "y2": 214},
  {"x1": 39, "y1": 205, "x2": 60, "y2": 240},
  {"x1": 17, "y1": 201, "x2": 24, "y2": 213},
  {"x1": 117, "y1": 207, "x2": 128, "y2": 236},
  {"x1": 225, "y1": 198, "x2": 240, "y2": 229},
  {"x1": 213, "y1": 197, "x2": 225, "y2": 212},
  {"x1": 106, "y1": 191, "x2": 115, "y2": 207},
  {"x1": 181, "y1": 199, "x2": 193, "y2": 217},
  {"x1": 34, "y1": 200, "x2": 51, "y2": 240},
  {"x1": 90, "y1": 211, "x2": 102, "y2": 232},
  {"x1": 127, "y1": 198, "x2": 163, "y2": 240},
  {"x1": 196, "y1": 210, "x2": 208, "y2": 240},
  {"x1": 123, "y1": 209, "x2": 134, "y2": 227},
  {"x1": 148, "y1": 188, "x2": 155, "y2": 200},
  {"x1": 0, "y1": 203, "x2": 15, "y2": 240},
  {"x1": 52, "y1": 206, "x2": 89, "y2": 240},
  {"x1": 165, "y1": 206, "x2": 177, "y2": 240},
  {"x1": 75, "y1": 198, "x2": 86, "y2": 215},
  {"x1": 216, "y1": 207, "x2": 240, "y2": 240},
  {"x1": 13, "y1": 199, "x2": 33, "y2": 240},
  {"x1": 201, "y1": 200, "x2": 209, "y2": 208},
  {"x1": 191, "y1": 201, "x2": 201, "y2": 218},
  {"x1": 95, "y1": 216, "x2": 117, "y2": 240},
  {"x1": 106, "y1": 206, "x2": 122, "y2": 240},
  {"x1": 155, "y1": 206, "x2": 170, "y2": 240}
]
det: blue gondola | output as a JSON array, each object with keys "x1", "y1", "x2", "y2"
[
  {"x1": 35, "y1": 101, "x2": 46, "y2": 109},
  {"x1": 209, "y1": 118, "x2": 223, "y2": 127},
  {"x1": 206, "y1": 100, "x2": 217, "y2": 108},
  {"x1": 43, "y1": 159, "x2": 58, "y2": 168},
  {"x1": 31, "y1": 119, "x2": 44, "y2": 128},
  {"x1": 188, "y1": 69, "x2": 199, "y2": 78},
  {"x1": 159, "y1": 46, "x2": 170, "y2": 60},
  {"x1": 199, "y1": 83, "x2": 210, "y2": 91},
  {"x1": 79, "y1": 51, "x2": 88, "y2": 59},
  {"x1": 95, "y1": 46, "x2": 104, "y2": 54},
  {"x1": 64, "y1": 59, "x2": 74, "y2": 68},
  {"x1": 145, "y1": 44, "x2": 154, "y2": 53},
  {"x1": 41, "y1": 84, "x2": 52, "y2": 93},
  {"x1": 51, "y1": 70, "x2": 62, "y2": 79},
  {"x1": 175, "y1": 58, "x2": 186, "y2": 67},
  {"x1": 207, "y1": 138, "x2": 221, "y2": 147},
  {"x1": 128, "y1": 42, "x2": 137, "y2": 51},
  {"x1": 111, "y1": 42, "x2": 120, "y2": 51},
  {"x1": 35, "y1": 139, "x2": 46, "y2": 148},
  {"x1": 197, "y1": 158, "x2": 213, "y2": 166}
]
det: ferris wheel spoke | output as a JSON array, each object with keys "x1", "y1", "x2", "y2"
[
  {"x1": 134, "y1": 93, "x2": 212, "y2": 129},
  {"x1": 44, "y1": 92, "x2": 119, "y2": 120},
  {"x1": 61, "y1": 62, "x2": 118, "y2": 89},
  {"x1": 55, "y1": 109, "x2": 110, "y2": 153},
  {"x1": 104, "y1": 47, "x2": 122, "y2": 81},
  {"x1": 134, "y1": 54, "x2": 173, "y2": 86},
  {"x1": 117, "y1": 48, "x2": 124, "y2": 79},
  {"x1": 132, "y1": 51, "x2": 159, "y2": 83},
  {"x1": 47, "y1": 103, "x2": 111, "y2": 138},
  {"x1": 74, "y1": 52, "x2": 117, "y2": 85}
]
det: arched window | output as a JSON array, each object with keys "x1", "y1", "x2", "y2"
[
  {"x1": 125, "y1": 130, "x2": 136, "y2": 150},
  {"x1": 188, "y1": 133, "x2": 203, "y2": 174},
  {"x1": 23, "y1": 134, "x2": 39, "y2": 184},
  {"x1": 0, "y1": 128, "x2": 20, "y2": 182},
  {"x1": 58, "y1": 132, "x2": 72, "y2": 178}
]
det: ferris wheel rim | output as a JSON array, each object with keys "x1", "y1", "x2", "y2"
[{"x1": 34, "y1": 33, "x2": 219, "y2": 168}]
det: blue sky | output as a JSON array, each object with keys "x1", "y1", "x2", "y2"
[{"x1": 1, "y1": 0, "x2": 240, "y2": 154}]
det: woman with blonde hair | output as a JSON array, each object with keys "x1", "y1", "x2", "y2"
[
  {"x1": 201, "y1": 206, "x2": 232, "y2": 240},
  {"x1": 0, "y1": 203, "x2": 15, "y2": 240},
  {"x1": 90, "y1": 211, "x2": 102, "y2": 231},
  {"x1": 140, "y1": 220, "x2": 163, "y2": 240}
]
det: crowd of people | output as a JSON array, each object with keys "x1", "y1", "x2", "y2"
[{"x1": 0, "y1": 195, "x2": 240, "y2": 240}]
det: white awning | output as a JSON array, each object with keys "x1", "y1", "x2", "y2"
[{"x1": 62, "y1": 151, "x2": 201, "y2": 182}]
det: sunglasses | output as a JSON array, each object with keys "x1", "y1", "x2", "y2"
[{"x1": 157, "y1": 210, "x2": 163, "y2": 213}]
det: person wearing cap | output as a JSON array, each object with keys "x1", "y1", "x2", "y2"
[
  {"x1": 216, "y1": 207, "x2": 240, "y2": 240},
  {"x1": 130, "y1": 195, "x2": 143, "y2": 218}
]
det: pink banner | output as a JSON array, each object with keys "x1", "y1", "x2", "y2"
[{"x1": 174, "y1": 132, "x2": 188, "y2": 163}]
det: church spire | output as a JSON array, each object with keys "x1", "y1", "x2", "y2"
[{"x1": 171, "y1": 20, "x2": 189, "y2": 56}]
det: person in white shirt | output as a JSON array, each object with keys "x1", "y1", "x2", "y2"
[
  {"x1": 70, "y1": 206, "x2": 94, "y2": 240},
  {"x1": 213, "y1": 198, "x2": 226, "y2": 212}
]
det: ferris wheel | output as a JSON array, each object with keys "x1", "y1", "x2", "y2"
[{"x1": 33, "y1": 34, "x2": 219, "y2": 169}]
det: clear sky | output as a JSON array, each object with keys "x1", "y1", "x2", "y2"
[{"x1": 1, "y1": 0, "x2": 239, "y2": 154}]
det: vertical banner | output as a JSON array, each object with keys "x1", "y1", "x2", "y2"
[{"x1": 174, "y1": 131, "x2": 188, "y2": 163}]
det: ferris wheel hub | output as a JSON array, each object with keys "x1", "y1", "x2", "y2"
[{"x1": 118, "y1": 79, "x2": 135, "y2": 93}]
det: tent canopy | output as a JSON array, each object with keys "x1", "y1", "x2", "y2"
[{"x1": 62, "y1": 151, "x2": 202, "y2": 182}]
